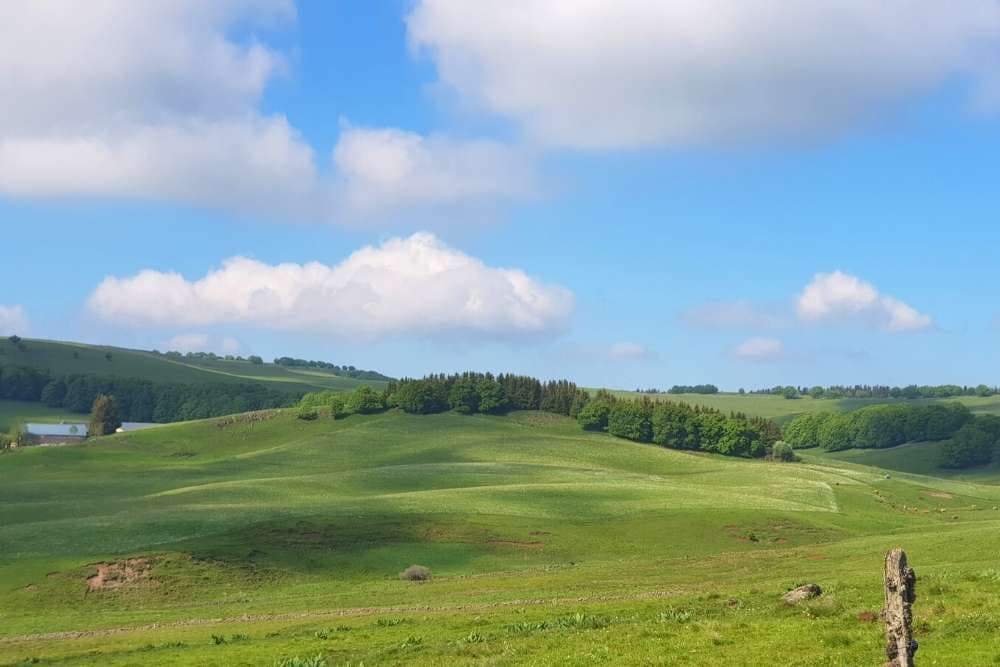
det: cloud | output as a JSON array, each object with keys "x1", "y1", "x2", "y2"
[
  {"x1": 682, "y1": 300, "x2": 786, "y2": 331},
  {"x1": 408, "y1": 0, "x2": 1000, "y2": 149},
  {"x1": 0, "y1": 305, "x2": 28, "y2": 334},
  {"x1": 0, "y1": 3, "x2": 531, "y2": 221},
  {"x1": 733, "y1": 337, "x2": 785, "y2": 362},
  {"x1": 609, "y1": 342, "x2": 654, "y2": 360},
  {"x1": 796, "y1": 271, "x2": 932, "y2": 332},
  {"x1": 164, "y1": 333, "x2": 211, "y2": 353},
  {"x1": 333, "y1": 125, "x2": 536, "y2": 218},
  {"x1": 88, "y1": 233, "x2": 573, "y2": 340}
]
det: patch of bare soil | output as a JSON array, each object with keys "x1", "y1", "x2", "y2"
[
  {"x1": 87, "y1": 558, "x2": 152, "y2": 591},
  {"x1": 927, "y1": 491, "x2": 953, "y2": 500}
]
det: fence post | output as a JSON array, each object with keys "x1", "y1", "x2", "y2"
[{"x1": 884, "y1": 548, "x2": 917, "y2": 666}]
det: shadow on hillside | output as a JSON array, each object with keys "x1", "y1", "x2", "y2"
[{"x1": 178, "y1": 514, "x2": 516, "y2": 575}]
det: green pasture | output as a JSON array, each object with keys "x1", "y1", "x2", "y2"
[
  {"x1": 3, "y1": 409, "x2": 1000, "y2": 664},
  {"x1": 602, "y1": 390, "x2": 1000, "y2": 423}
]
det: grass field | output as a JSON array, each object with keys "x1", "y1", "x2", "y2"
[
  {"x1": 0, "y1": 338, "x2": 389, "y2": 395},
  {"x1": 3, "y1": 409, "x2": 1000, "y2": 665},
  {"x1": 0, "y1": 399, "x2": 81, "y2": 432},
  {"x1": 602, "y1": 390, "x2": 1000, "y2": 423}
]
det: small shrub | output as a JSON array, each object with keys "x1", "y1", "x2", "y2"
[
  {"x1": 274, "y1": 656, "x2": 328, "y2": 667},
  {"x1": 211, "y1": 634, "x2": 227, "y2": 645},
  {"x1": 771, "y1": 441, "x2": 797, "y2": 462},
  {"x1": 400, "y1": 635, "x2": 423, "y2": 649},
  {"x1": 376, "y1": 617, "x2": 408, "y2": 627},
  {"x1": 657, "y1": 608, "x2": 692, "y2": 624},
  {"x1": 329, "y1": 395, "x2": 348, "y2": 419},
  {"x1": 297, "y1": 407, "x2": 319, "y2": 421},
  {"x1": 400, "y1": 565, "x2": 432, "y2": 582}
]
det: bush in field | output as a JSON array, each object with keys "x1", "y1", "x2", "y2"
[
  {"x1": 328, "y1": 395, "x2": 348, "y2": 419},
  {"x1": 345, "y1": 386, "x2": 386, "y2": 414},
  {"x1": 771, "y1": 441, "x2": 796, "y2": 462},
  {"x1": 297, "y1": 406, "x2": 319, "y2": 421},
  {"x1": 400, "y1": 565, "x2": 432, "y2": 582}
]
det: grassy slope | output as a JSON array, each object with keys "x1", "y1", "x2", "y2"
[
  {"x1": 3, "y1": 411, "x2": 1000, "y2": 665},
  {"x1": 0, "y1": 338, "x2": 388, "y2": 394},
  {"x1": 602, "y1": 390, "x2": 1000, "y2": 423}
]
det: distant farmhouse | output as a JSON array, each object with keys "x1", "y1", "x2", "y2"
[{"x1": 22, "y1": 423, "x2": 89, "y2": 445}]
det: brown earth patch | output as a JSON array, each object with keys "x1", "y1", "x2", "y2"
[
  {"x1": 87, "y1": 558, "x2": 152, "y2": 591},
  {"x1": 528, "y1": 531, "x2": 550, "y2": 536},
  {"x1": 857, "y1": 610, "x2": 880, "y2": 623},
  {"x1": 22, "y1": 584, "x2": 37, "y2": 592}
]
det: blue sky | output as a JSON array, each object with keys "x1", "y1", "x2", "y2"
[{"x1": 2, "y1": 1, "x2": 1000, "y2": 389}]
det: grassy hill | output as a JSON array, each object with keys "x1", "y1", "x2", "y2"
[
  {"x1": 602, "y1": 389, "x2": 1000, "y2": 423},
  {"x1": 0, "y1": 338, "x2": 390, "y2": 394},
  {"x1": 3, "y1": 410, "x2": 1000, "y2": 665}
]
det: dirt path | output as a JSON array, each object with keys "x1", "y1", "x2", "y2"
[{"x1": 0, "y1": 589, "x2": 681, "y2": 644}]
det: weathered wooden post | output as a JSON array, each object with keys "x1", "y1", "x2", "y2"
[{"x1": 884, "y1": 548, "x2": 917, "y2": 666}]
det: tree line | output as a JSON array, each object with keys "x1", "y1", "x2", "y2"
[
  {"x1": 273, "y1": 357, "x2": 393, "y2": 381},
  {"x1": 782, "y1": 403, "x2": 972, "y2": 452},
  {"x1": 752, "y1": 384, "x2": 997, "y2": 400},
  {"x1": 302, "y1": 373, "x2": 589, "y2": 418},
  {"x1": 0, "y1": 363, "x2": 294, "y2": 425},
  {"x1": 941, "y1": 416, "x2": 1000, "y2": 468},
  {"x1": 301, "y1": 376, "x2": 781, "y2": 460},
  {"x1": 577, "y1": 392, "x2": 780, "y2": 457}
]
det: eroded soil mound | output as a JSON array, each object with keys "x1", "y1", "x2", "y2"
[{"x1": 87, "y1": 558, "x2": 152, "y2": 591}]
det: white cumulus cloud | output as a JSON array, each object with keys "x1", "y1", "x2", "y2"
[
  {"x1": 88, "y1": 233, "x2": 573, "y2": 339},
  {"x1": 0, "y1": 305, "x2": 28, "y2": 334},
  {"x1": 733, "y1": 337, "x2": 785, "y2": 362},
  {"x1": 796, "y1": 271, "x2": 932, "y2": 332},
  {"x1": 408, "y1": 0, "x2": 1000, "y2": 149},
  {"x1": 0, "y1": 2, "x2": 532, "y2": 221}
]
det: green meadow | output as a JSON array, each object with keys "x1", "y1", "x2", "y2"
[
  {"x1": 3, "y1": 410, "x2": 1000, "y2": 665},
  {"x1": 603, "y1": 390, "x2": 1000, "y2": 423},
  {"x1": 0, "y1": 339, "x2": 388, "y2": 395}
]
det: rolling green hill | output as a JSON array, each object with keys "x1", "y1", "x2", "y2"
[
  {"x1": 3, "y1": 409, "x2": 1000, "y2": 665},
  {"x1": 0, "y1": 338, "x2": 390, "y2": 394}
]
